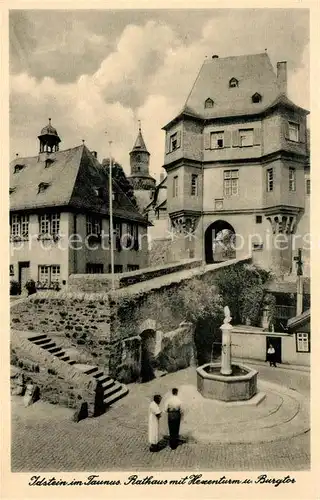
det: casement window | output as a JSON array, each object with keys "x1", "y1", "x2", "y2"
[
  {"x1": 170, "y1": 133, "x2": 178, "y2": 152},
  {"x1": 191, "y1": 174, "x2": 198, "y2": 196},
  {"x1": 205, "y1": 98, "x2": 214, "y2": 108},
  {"x1": 86, "y1": 215, "x2": 101, "y2": 236},
  {"x1": 266, "y1": 168, "x2": 274, "y2": 192},
  {"x1": 113, "y1": 265, "x2": 123, "y2": 273},
  {"x1": 288, "y1": 122, "x2": 299, "y2": 142},
  {"x1": 114, "y1": 222, "x2": 122, "y2": 251},
  {"x1": 211, "y1": 131, "x2": 224, "y2": 149},
  {"x1": 14, "y1": 163, "x2": 25, "y2": 174},
  {"x1": 229, "y1": 78, "x2": 239, "y2": 88},
  {"x1": 39, "y1": 213, "x2": 60, "y2": 236},
  {"x1": 10, "y1": 214, "x2": 29, "y2": 238},
  {"x1": 173, "y1": 176, "x2": 179, "y2": 197},
  {"x1": 306, "y1": 178, "x2": 310, "y2": 195},
  {"x1": 239, "y1": 129, "x2": 254, "y2": 147},
  {"x1": 86, "y1": 263, "x2": 104, "y2": 274},
  {"x1": 256, "y1": 215, "x2": 263, "y2": 224},
  {"x1": 296, "y1": 332, "x2": 310, "y2": 353},
  {"x1": 38, "y1": 265, "x2": 60, "y2": 285},
  {"x1": 289, "y1": 168, "x2": 296, "y2": 192},
  {"x1": 127, "y1": 264, "x2": 139, "y2": 272},
  {"x1": 252, "y1": 93, "x2": 262, "y2": 103},
  {"x1": 224, "y1": 170, "x2": 239, "y2": 196}
]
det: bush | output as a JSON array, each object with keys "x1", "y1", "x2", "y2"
[
  {"x1": 115, "y1": 361, "x2": 140, "y2": 384},
  {"x1": 214, "y1": 262, "x2": 273, "y2": 325},
  {"x1": 10, "y1": 280, "x2": 21, "y2": 296},
  {"x1": 25, "y1": 279, "x2": 37, "y2": 296}
]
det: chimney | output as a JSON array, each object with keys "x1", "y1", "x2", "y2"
[
  {"x1": 160, "y1": 172, "x2": 165, "y2": 182},
  {"x1": 277, "y1": 61, "x2": 287, "y2": 94},
  {"x1": 91, "y1": 151, "x2": 98, "y2": 159}
]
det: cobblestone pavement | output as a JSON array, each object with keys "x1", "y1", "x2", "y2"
[{"x1": 11, "y1": 363, "x2": 310, "y2": 472}]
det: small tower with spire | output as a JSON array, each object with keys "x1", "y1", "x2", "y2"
[
  {"x1": 128, "y1": 122, "x2": 156, "y2": 190},
  {"x1": 38, "y1": 118, "x2": 61, "y2": 154}
]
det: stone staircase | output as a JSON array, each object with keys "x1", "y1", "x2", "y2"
[{"x1": 28, "y1": 333, "x2": 129, "y2": 408}]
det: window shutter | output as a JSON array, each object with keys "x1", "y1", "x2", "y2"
[
  {"x1": 299, "y1": 119, "x2": 306, "y2": 143},
  {"x1": 283, "y1": 121, "x2": 289, "y2": 140},
  {"x1": 232, "y1": 130, "x2": 239, "y2": 147},
  {"x1": 224, "y1": 131, "x2": 231, "y2": 148},
  {"x1": 177, "y1": 130, "x2": 181, "y2": 148},
  {"x1": 253, "y1": 128, "x2": 261, "y2": 145},
  {"x1": 166, "y1": 134, "x2": 170, "y2": 154},
  {"x1": 203, "y1": 132, "x2": 211, "y2": 150}
]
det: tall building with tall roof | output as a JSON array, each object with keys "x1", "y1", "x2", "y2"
[
  {"x1": 162, "y1": 52, "x2": 310, "y2": 276},
  {"x1": 10, "y1": 119, "x2": 149, "y2": 291},
  {"x1": 128, "y1": 124, "x2": 156, "y2": 212}
]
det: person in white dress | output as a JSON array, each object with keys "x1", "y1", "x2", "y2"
[{"x1": 148, "y1": 394, "x2": 162, "y2": 452}]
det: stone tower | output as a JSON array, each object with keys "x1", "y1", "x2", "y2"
[{"x1": 128, "y1": 123, "x2": 156, "y2": 191}]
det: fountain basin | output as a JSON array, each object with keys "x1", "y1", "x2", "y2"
[{"x1": 197, "y1": 362, "x2": 258, "y2": 402}]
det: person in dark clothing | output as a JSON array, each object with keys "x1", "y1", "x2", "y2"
[
  {"x1": 267, "y1": 344, "x2": 277, "y2": 367},
  {"x1": 164, "y1": 388, "x2": 183, "y2": 450}
]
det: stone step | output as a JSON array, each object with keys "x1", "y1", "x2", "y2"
[
  {"x1": 95, "y1": 373, "x2": 111, "y2": 385},
  {"x1": 102, "y1": 379, "x2": 115, "y2": 391},
  {"x1": 103, "y1": 383, "x2": 123, "y2": 401},
  {"x1": 92, "y1": 371, "x2": 105, "y2": 379},
  {"x1": 72, "y1": 364, "x2": 98, "y2": 375},
  {"x1": 68, "y1": 360, "x2": 77, "y2": 365},
  {"x1": 55, "y1": 351, "x2": 67, "y2": 358},
  {"x1": 32, "y1": 338, "x2": 52, "y2": 346},
  {"x1": 104, "y1": 385, "x2": 129, "y2": 407},
  {"x1": 28, "y1": 334, "x2": 48, "y2": 342},
  {"x1": 47, "y1": 347, "x2": 63, "y2": 354},
  {"x1": 41, "y1": 342, "x2": 56, "y2": 350},
  {"x1": 60, "y1": 356, "x2": 70, "y2": 362}
]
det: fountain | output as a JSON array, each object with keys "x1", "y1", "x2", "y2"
[{"x1": 196, "y1": 306, "x2": 258, "y2": 402}]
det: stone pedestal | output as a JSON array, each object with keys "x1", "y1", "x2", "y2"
[{"x1": 220, "y1": 323, "x2": 233, "y2": 376}]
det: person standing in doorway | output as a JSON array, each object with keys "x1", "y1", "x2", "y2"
[
  {"x1": 148, "y1": 394, "x2": 162, "y2": 452},
  {"x1": 267, "y1": 343, "x2": 277, "y2": 367},
  {"x1": 164, "y1": 388, "x2": 183, "y2": 450}
]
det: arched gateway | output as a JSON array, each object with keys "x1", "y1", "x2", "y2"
[{"x1": 205, "y1": 220, "x2": 236, "y2": 264}]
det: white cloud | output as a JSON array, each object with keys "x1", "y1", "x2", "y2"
[{"x1": 10, "y1": 12, "x2": 310, "y2": 181}]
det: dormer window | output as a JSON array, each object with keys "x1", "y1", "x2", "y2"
[
  {"x1": 14, "y1": 164, "x2": 25, "y2": 174},
  {"x1": 252, "y1": 93, "x2": 262, "y2": 103},
  {"x1": 38, "y1": 182, "x2": 50, "y2": 194},
  {"x1": 205, "y1": 98, "x2": 214, "y2": 108},
  {"x1": 229, "y1": 78, "x2": 239, "y2": 88},
  {"x1": 45, "y1": 158, "x2": 55, "y2": 168}
]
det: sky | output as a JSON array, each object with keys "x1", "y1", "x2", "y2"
[{"x1": 9, "y1": 8, "x2": 309, "y2": 180}]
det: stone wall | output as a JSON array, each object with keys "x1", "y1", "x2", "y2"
[
  {"x1": 156, "y1": 322, "x2": 196, "y2": 373},
  {"x1": 11, "y1": 330, "x2": 100, "y2": 416},
  {"x1": 11, "y1": 292, "x2": 112, "y2": 370},
  {"x1": 68, "y1": 258, "x2": 201, "y2": 293}
]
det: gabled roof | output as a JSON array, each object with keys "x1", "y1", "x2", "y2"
[
  {"x1": 287, "y1": 309, "x2": 310, "y2": 331},
  {"x1": 10, "y1": 145, "x2": 148, "y2": 224}
]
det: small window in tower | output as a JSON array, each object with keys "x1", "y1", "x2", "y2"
[
  {"x1": 256, "y1": 215, "x2": 263, "y2": 224},
  {"x1": 229, "y1": 78, "x2": 239, "y2": 88},
  {"x1": 137, "y1": 154, "x2": 141, "y2": 161},
  {"x1": 205, "y1": 98, "x2": 214, "y2": 108},
  {"x1": 137, "y1": 166, "x2": 141, "y2": 172}
]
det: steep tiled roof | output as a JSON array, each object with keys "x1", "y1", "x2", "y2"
[
  {"x1": 10, "y1": 145, "x2": 148, "y2": 224},
  {"x1": 184, "y1": 53, "x2": 280, "y2": 118},
  {"x1": 131, "y1": 129, "x2": 149, "y2": 153}
]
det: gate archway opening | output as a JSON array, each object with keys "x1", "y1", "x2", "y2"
[
  {"x1": 140, "y1": 328, "x2": 157, "y2": 382},
  {"x1": 205, "y1": 220, "x2": 236, "y2": 264}
]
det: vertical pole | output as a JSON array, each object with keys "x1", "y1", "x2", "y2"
[
  {"x1": 295, "y1": 248, "x2": 303, "y2": 316},
  {"x1": 109, "y1": 141, "x2": 115, "y2": 291}
]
